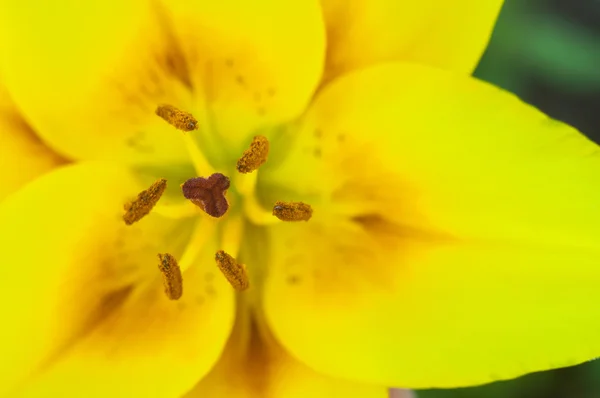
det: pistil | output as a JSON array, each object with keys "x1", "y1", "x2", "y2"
[{"x1": 181, "y1": 173, "x2": 231, "y2": 218}]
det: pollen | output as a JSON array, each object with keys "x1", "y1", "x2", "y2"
[
  {"x1": 181, "y1": 173, "x2": 230, "y2": 218},
  {"x1": 157, "y1": 253, "x2": 183, "y2": 300},
  {"x1": 236, "y1": 135, "x2": 269, "y2": 173},
  {"x1": 215, "y1": 250, "x2": 250, "y2": 291},
  {"x1": 123, "y1": 178, "x2": 167, "y2": 225},
  {"x1": 272, "y1": 201, "x2": 313, "y2": 222},
  {"x1": 155, "y1": 104, "x2": 198, "y2": 132}
]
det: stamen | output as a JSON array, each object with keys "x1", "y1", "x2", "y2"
[
  {"x1": 181, "y1": 173, "x2": 230, "y2": 218},
  {"x1": 236, "y1": 135, "x2": 269, "y2": 173},
  {"x1": 154, "y1": 103, "x2": 211, "y2": 175},
  {"x1": 155, "y1": 104, "x2": 198, "y2": 132},
  {"x1": 157, "y1": 253, "x2": 183, "y2": 300},
  {"x1": 272, "y1": 201, "x2": 313, "y2": 222},
  {"x1": 123, "y1": 178, "x2": 167, "y2": 225},
  {"x1": 215, "y1": 250, "x2": 250, "y2": 291}
]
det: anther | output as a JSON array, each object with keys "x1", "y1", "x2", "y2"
[
  {"x1": 155, "y1": 104, "x2": 198, "y2": 132},
  {"x1": 123, "y1": 178, "x2": 167, "y2": 225},
  {"x1": 157, "y1": 253, "x2": 183, "y2": 300},
  {"x1": 272, "y1": 201, "x2": 313, "y2": 222},
  {"x1": 181, "y1": 173, "x2": 230, "y2": 218},
  {"x1": 215, "y1": 250, "x2": 250, "y2": 291},
  {"x1": 236, "y1": 135, "x2": 269, "y2": 173}
]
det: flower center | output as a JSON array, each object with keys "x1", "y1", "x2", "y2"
[
  {"x1": 121, "y1": 104, "x2": 312, "y2": 300},
  {"x1": 181, "y1": 173, "x2": 231, "y2": 218}
]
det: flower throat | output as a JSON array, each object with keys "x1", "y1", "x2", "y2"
[{"x1": 121, "y1": 104, "x2": 312, "y2": 300}]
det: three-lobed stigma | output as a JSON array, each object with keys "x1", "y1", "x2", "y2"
[{"x1": 181, "y1": 173, "x2": 231, "y2": 218}]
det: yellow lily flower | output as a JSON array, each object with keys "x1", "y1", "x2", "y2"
[{"x1": 2, "y1": 0, "x2": 599, "y2": 397}]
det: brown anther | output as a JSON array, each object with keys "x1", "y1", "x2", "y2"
[
  {"x1": 272, "y1": 201, "x2": 313, "y2": 222},
  {"x1": 181, "y1": 173, "x2": 230, "y2": 218},
  {"x1": 236, "y1": 135, "x2": 269, "y2": 173},
  {"x1": 123, "y1": 178, "x2": 167, "y2": 225},
  {"x1": 215, "y1": 250, "x2": 250, "y2": 291},
  {"x1": 157, "y1": 253, "x2": 183, "y2": 300},
  {"x1": 155, "y1": 104, "x2": 198, "y2": 132}
]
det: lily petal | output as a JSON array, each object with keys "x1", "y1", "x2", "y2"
[
  {"x1": 0, "y1": 0, "x2": 324, "y2": 165},
  {"x1": 0, "y1": 83, "x2": 66, "y2": 200},
  {"x1": 0, "y1": 162, "x2": 234, "y2": 397},
  {"x1": 163, "y1": 0, "x2": 326, "y2": 157},
  {"x1": 184, "y1": 306, "x2": 387, "y2": 398},
  {"x1": 319, "y1": 0, "x2": 503, "y2": 84},
  {"x1": 263, "y1": 63, "x2": 600, "y2": 388}
]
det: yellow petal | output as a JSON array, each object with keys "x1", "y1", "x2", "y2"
[
  {"x1": 0, "y1": 0, "x2": 324, "y2": 165},
  {"x1": 0, "y1": 83, "x2": 66, "y2": 201},
  {"x1": 319, "y1": 0, "x2": 503, "y2": 84},
  {"x1": 163, "y1": 0, "x2": 326, "y2": 157},
  {"x1": 262, "y1": 63, "x2": 600, "y2": 388},
  {"x1": 0, "y1": 162, "x2": 234, "y2": 397},
  {"x1": 184, "y1": 305, "x2": 387, "y2": 398}
]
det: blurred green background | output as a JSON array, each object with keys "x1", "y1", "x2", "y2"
[
  {"x1": 476, "y1": 0, "x2": 600, "y2": 139},
  {"x1": 416, "y1": 0, "x2": 600, "y2": 397}
]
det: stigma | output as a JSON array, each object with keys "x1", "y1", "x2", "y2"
[{"x1": 181, "y1": 173, "x2": 231, "y2": 218}]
